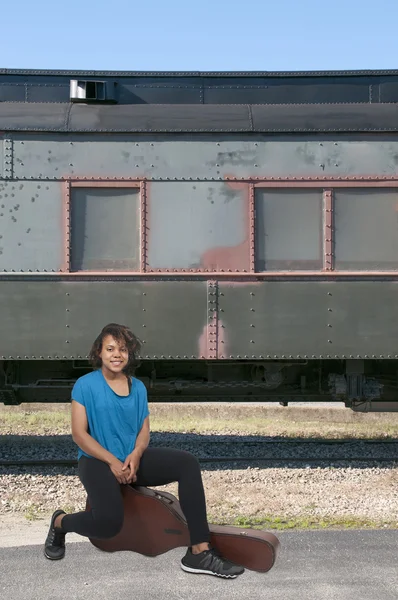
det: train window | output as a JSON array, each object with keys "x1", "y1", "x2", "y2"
[
  {"x1": 70, "y1": 187, "x2": 140, "y2": 271},
  {"x1": 334, "y1": 189, "x2": 398, "y2": 270},
  {"x1": 255, "y1": 189, "x2": 323, "y2": 271},
  {"x1": 146, "y1": 182, "x2": 249, "y2": 271}
]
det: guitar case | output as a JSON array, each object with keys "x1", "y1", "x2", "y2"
[{"x1": 87, "y1": 485, "x2": 280, "y2": 573}]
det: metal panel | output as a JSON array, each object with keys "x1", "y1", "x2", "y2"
[
  {"x1": 326, "y1": 283, "x2": 398, "y2": 357},
  {"x1": 204, "y1": 83, "x2": 370, "y2": 104},
  {"x1": 218, "y1": 282, "x2": 329, "y2": 358},
  {"x1": 0, "y1": 83, "x2": 26, "y2": 102},
  {"x1": 119, "y1": 84, "x2": 202, "y2": 104},
  {"x1": 146, "y1": 182, "x2": 249, "y2": 271},
  {"x1": 255, "y1": 189, "x2": 323, "y2": 271},
  {"x1": 0, "y1": 181, "x2": 64, "y2": 271},
  {"x1": 12, "y1": 136, "x2": 398, "y2": 181},
  {"x1": 65, "y1": 281, "x2": 207, "y2": 358},
  {"x1": 27, "y1": 84, "x2": 69, "y2": 103},
  {"x1": 70, "y1": 187, "x2": 140, "y2": 271},
  {"x1": 0, "y1": 282, "x2": 68, "y2": 356},
  {"x1": 218, "y1": 281, "x2": 398, "y2": 358},
  {"x1": 334, "y1": 189, "x2": 398, "y2": 270},
  {"x1": 379, "y1": 80, "x2": 398, "y2": 102}
]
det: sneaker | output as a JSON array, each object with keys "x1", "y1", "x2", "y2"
[
  {"x1": 181, "y1": 547, "x2": 244, "y2": 578},
  {"x1": 44, "y1": 510, "x2": 66, "y2": 560}
]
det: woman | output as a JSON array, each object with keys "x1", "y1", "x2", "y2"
[{"x1": 44, "y1": 323, "x2": 244, "y2": 579}]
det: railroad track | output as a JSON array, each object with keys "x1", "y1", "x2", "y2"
[
  {"x1": 1, "y1": 439, "x2": 397, "y2": 467},
  {"x1": 2, "y1": 456, "x2": 398, "y2": 467}
]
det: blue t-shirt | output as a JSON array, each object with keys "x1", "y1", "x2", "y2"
[{"x1": 71, "y1": 370, "x2": 150, "y2": 461}]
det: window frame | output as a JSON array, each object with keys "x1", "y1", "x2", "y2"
[{"x1": 63, "y1": 179, "x2": 145, "y2": 274}]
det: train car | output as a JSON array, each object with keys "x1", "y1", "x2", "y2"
[{"x1": 1, "y1": 68, "x2": 398, "y2": 410}]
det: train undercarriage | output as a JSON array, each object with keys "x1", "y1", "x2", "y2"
[{"x1": 0, "y1": 358, "x2": 397, "y2": 411}]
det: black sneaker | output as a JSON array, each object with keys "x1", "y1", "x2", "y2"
[
  {"x1": 181, "y1": 547, "x2": 244, "y2": 578},
  {"x1": 44, "y1": 510, "x2": 66, "y2": 560}
]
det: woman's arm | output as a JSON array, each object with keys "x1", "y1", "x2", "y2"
[
  {"x1": 132, "y1": 416, "x2": 150, "y2": 458},
  {"x1": 123, "y1": 416, "x2": 150, "y2": 483},
  {"x1": 71, "y1": 400, "x2": 130, "y2": 484}
]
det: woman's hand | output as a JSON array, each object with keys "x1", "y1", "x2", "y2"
[
  {"x1": 122, "y1": 451, "x2": 141, "y2": 484},
  {"x1": 109, "y1": 458, "x2": 130, "y2": 484}
]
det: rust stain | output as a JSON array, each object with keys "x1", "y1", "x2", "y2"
[
  {"x1": 200, "y1": 240, "x2": 250, "y2": 271},
  {"x1": 198, "y1": 323, "x2": 209, "y2": 359},
  {"x1": 198, "y1": 316, "x2": 228, "y2": 359},
  {"x1": 221, "y1": 280, "x2": 262, "y2": 287}
]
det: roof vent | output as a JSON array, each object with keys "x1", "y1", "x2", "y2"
[{"x1": 70, "y1": 80, "x2": 117, "y2": 103}]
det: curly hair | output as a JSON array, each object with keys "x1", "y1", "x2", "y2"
[{"x1": 88, "y1": 323, "x2": 141, "y2": 377}]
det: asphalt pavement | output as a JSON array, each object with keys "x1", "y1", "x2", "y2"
[{"x1": 0, "y1": 530, "x2": 397, "y2": 600}]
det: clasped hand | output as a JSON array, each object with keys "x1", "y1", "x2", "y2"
[{"x1": 109, "y1": 451, "x2": 140, "y2": 485}]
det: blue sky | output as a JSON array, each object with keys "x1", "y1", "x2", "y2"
[{"x1": 1, "y1": 0, "x2": 398, "y2": 71}]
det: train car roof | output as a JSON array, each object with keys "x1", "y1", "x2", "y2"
[
  {"x1": 1, "y1": 102, "x2": 398, "y2": 133},
  {"x1": 1, "y1": 68, "x2": 398, "y2": 77},
  {"x1": 1, "y1": 69, "x2": 398, "y2": 132}
]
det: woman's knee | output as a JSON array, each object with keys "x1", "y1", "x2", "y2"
[{"x1": 176, "y1": 450, "x2": 201, "y2": 474}]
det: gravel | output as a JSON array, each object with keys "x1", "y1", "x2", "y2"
[
  {"x1": 1, "y1": 431, "x2": 398, "y2": 525},
  {"x1": 1, "y1": 432, "x2": 398, "y2": 462}
]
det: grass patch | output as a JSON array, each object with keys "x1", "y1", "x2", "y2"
[
  {"x1": 2, "y1": 407, "x2": 398, "y2": 439},
  {"x1": 150, "y1": 416, "x2": 398, "y2": 439},
  {"x1": 211, "y1": 514, "x2": 397, "y2": 531},
  {"x1": 24, "y1": 504, "x2": 44, "y2": 522},
  {"x1": 0, "y1": 411, "x2": 71, "y2": 434}
]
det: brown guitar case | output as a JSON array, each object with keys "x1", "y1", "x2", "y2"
[{"x1": 87, "y1": 486, "x2": 280, "y2": 573}]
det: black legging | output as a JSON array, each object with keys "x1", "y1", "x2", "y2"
[{"x1": 62, "y1": 448, "x2": 210, "y2": 546}]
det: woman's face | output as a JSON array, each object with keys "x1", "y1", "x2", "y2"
[{"x1": 99, "y1": 335, "x2": 129, "y2": 375}]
